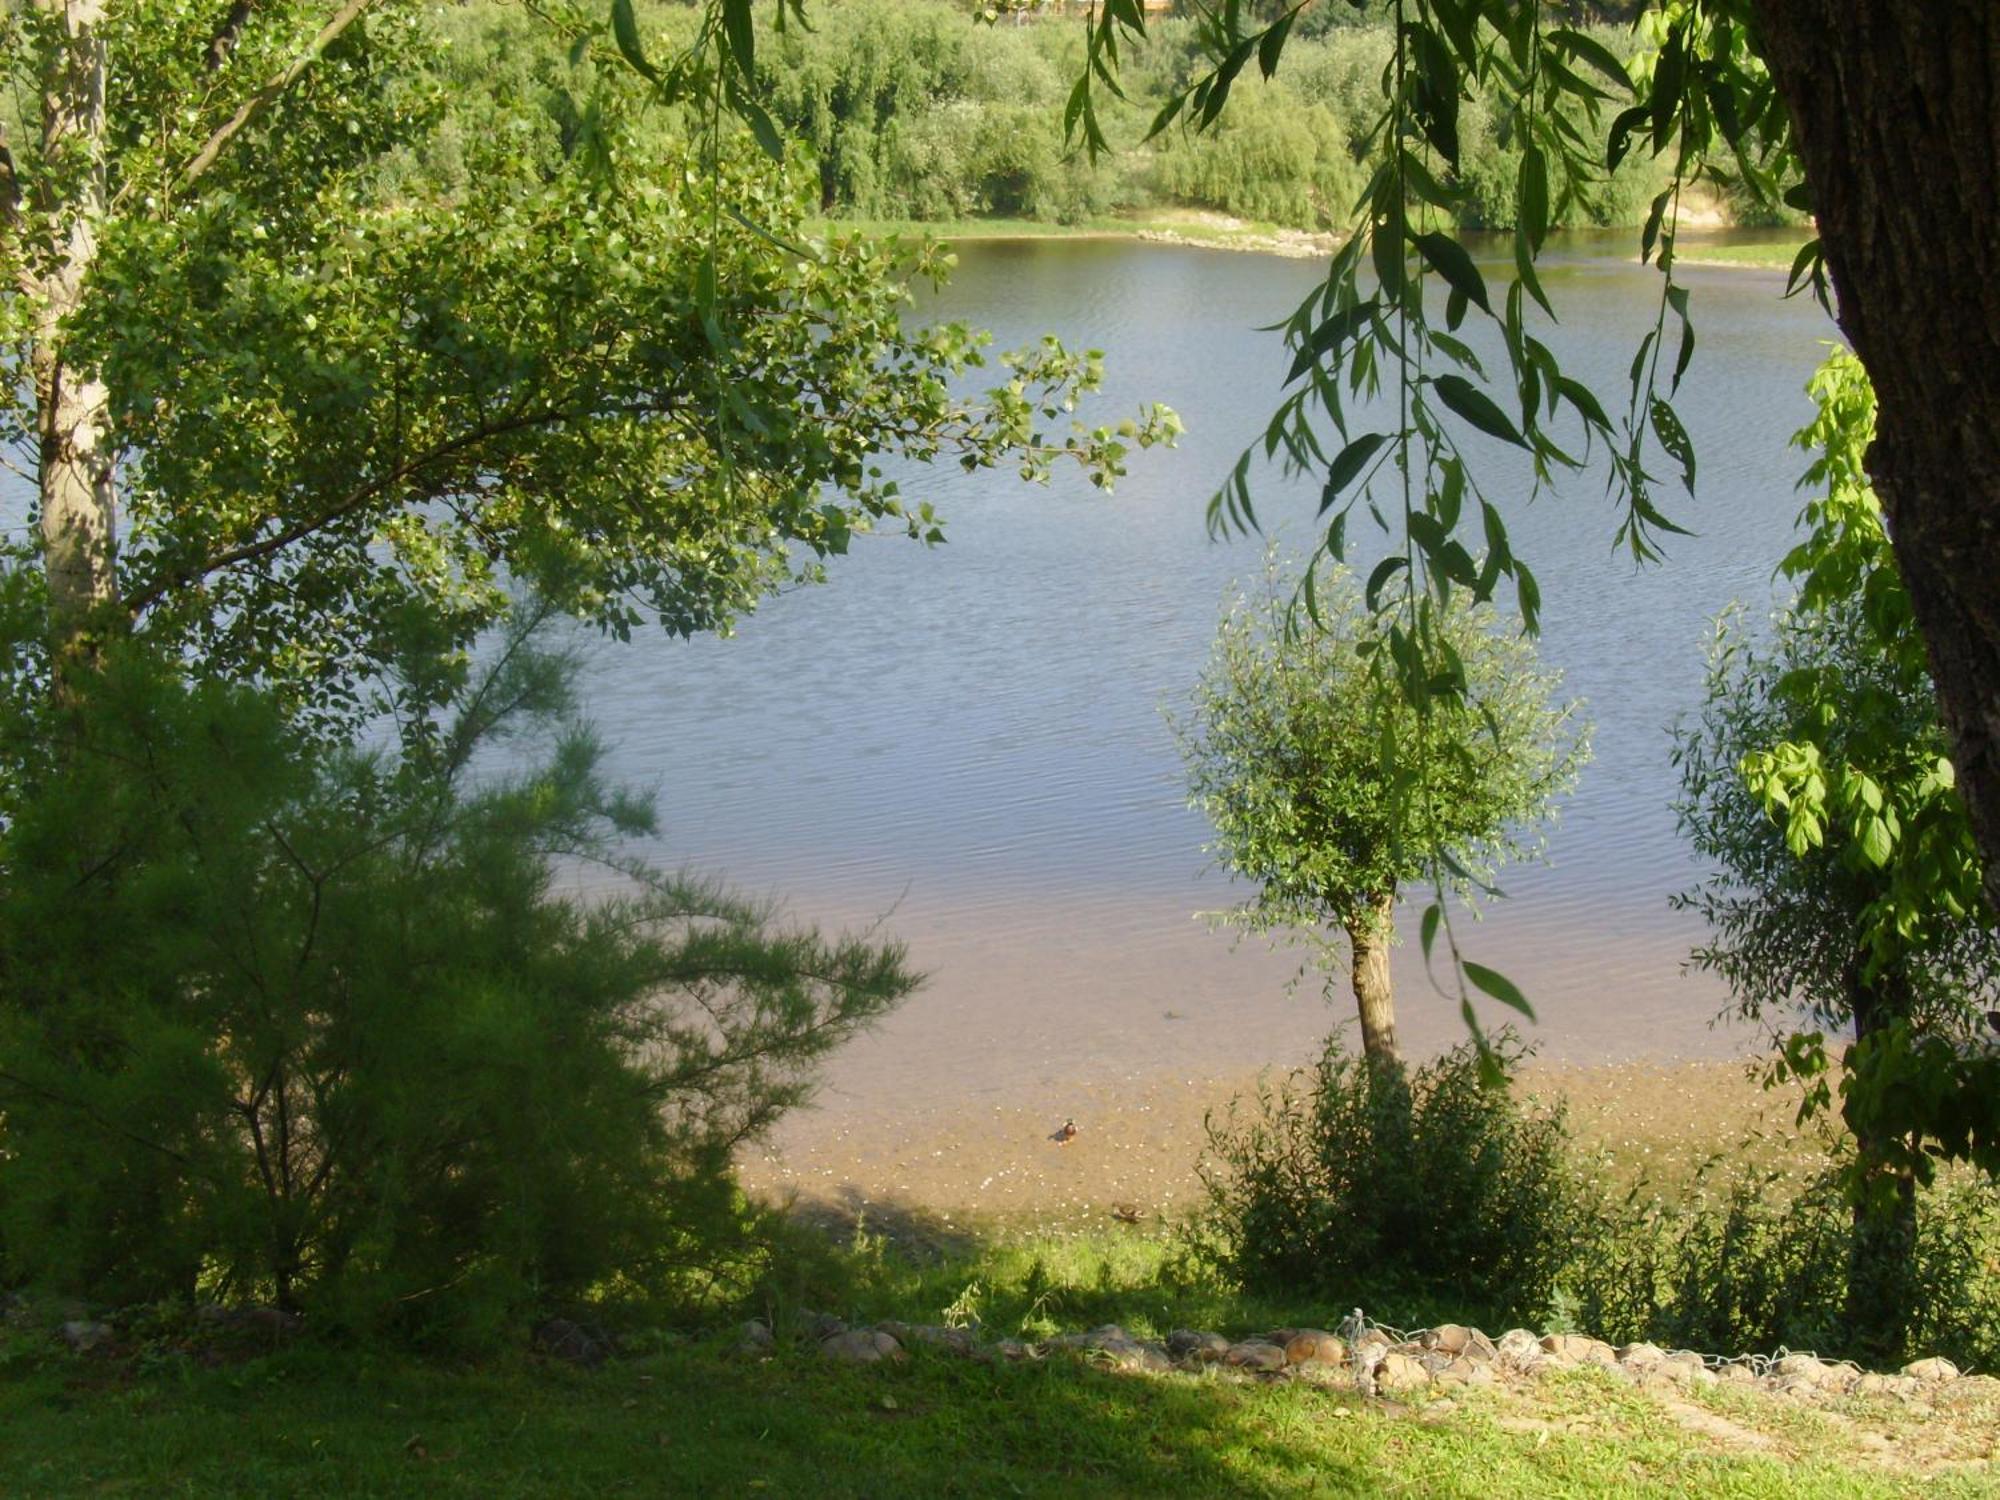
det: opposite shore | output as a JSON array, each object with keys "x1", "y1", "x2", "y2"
[{"x1": 810, "y1": 208, "x2": 1811, "y2": 270}]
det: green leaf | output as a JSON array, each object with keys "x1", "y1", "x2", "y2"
[
  {"x1": 1667, "y1": 283, "x2": 1695, "y2": 393},
  {"x1": 1286, "y1": 298, "x2": 1378, "y2": 385},
  {"x1": 1463, "y1": 960, "x2": 1536, "y2": 1021},
  {"x1": 611, "y1": 0, "x2": 661, "y2": 83},
  {"x1": 1420, "y1": 901, "x2": 1441, "y2": 964},
  {"x1": 1556, "y1": 376, "x2": 1610, "y2": 434},
  {"x1": 1364, "y1": 555, "x2": 1408, "y2": 611},
  {"x1": 721, "y1": 0, "x2": 756, "y2": 78},
  {"x1": 1257, "y1": 12, "x2": 1294, "y2": 79},
  {"x1": 1433, "y1": 374, "x2": 1528, "y2": 449},
  {"x1": 1650, "y1": 396, "x2": 1696, "y2": 490},
  {"x1": 1518, "y1": 145, "x2": 1549, "y2": 254},
  {"x1": 1514, "y1": 224, "x2": 1555, "y2": 321},
  {"x1": 1322, "y1": 433, "x2": 1390, "y2": 511},
  {"x1": 1549, "y1": 28, "x2": 1632, "y2": 93},
  {"x1": 1412, "y1": 231, "x2": 1491, "y2": 316}
]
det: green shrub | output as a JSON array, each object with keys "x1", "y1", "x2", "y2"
[
  {"x1": 0, "y1": 629, "x2": 916, "y2": 1347},
  {"x1": 1197, "y1": 1035, "x2": 1583, "y2": 1324},
  {"x1": 1567, "y1": 1163, "x2": 2000, "y2": 1370}
]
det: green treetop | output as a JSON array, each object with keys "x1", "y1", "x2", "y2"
[{"x1": 1175, "y1": 555, "x2": 1588, "y2": 1063}]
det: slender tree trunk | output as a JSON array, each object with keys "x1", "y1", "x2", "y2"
[
  {"x1": 1754, "y1": 1, "x2": 2000, "y2": 918},
  {"x1": 27, "y1": 0, "x2": 118, "y2": 677},
  {"x1": 1842, "y1": 964, "x2": 1918, "y2": 1363},
  {"x1": 1345, "y1": 892, "x2": 1399, "y2": 1065}
]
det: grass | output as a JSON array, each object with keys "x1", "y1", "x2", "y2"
[
  {"x1": 6, "y1": 1337, "x2": 1990, "y2": 1497},
  {"x1": 4, "y1": 1227, "x2": 1996, "y2": 1497},
  {"x1": 1671, "y1": 238, "x2": 1812, "y2": 270}
]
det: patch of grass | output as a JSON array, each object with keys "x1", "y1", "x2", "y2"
[{"x1": 1671, "y1": 238, "x2": 1811, "y2": 269}]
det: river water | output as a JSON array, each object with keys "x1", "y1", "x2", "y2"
[
  {"x1": 572, "y1": 233, "x2": 1834, "y2": 1122},
  {"x1": 4, "y1": 233, "x2": 1834, "y2": 1137}
]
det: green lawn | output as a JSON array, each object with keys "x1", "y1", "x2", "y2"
[
  {"x1": 4, "y1": 1341, "x2": 1980, "y2": 1499},
  {"x1": 3, "y1": 1226, "x2": 1992, "y2": 1498}
]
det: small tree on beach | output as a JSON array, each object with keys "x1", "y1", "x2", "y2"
[{"x1": 1173, "y1": 557, "x2": 1588, "y2": 1064}]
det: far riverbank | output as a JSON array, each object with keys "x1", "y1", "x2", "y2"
[{"x1": 810, "y1": 209, "x2": 1809, "y2": 270}]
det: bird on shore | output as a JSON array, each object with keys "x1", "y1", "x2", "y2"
[
  {"x1": 1049, "y1": 1118, "x2": 1078, "y2": 1145},
  {"x1": 1110, "y1": 1202, "x2": 1144, "y2": 1225}
]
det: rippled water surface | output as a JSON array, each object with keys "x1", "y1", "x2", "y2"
[
  {"x1": 572, "y1": 236, "x2": 1831, "y2": 1106},
  {"x1": 6, "y1": 235, "x2": 1834, "y2": 1115}
]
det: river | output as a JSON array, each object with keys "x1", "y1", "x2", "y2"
[{"x1": 567, "y1": 233, "x2": 1832, "y2": 1140}]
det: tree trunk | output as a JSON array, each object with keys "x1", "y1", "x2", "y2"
[
  {"x1": 1345, "y1": 892, "x2": 1399, "y2": 1065},
  {"x1": 27, "y1": 0, "x2": 118, "y2": 677},
  {"x1": 1842, "y1": 963, "x2": 1918, "y2": 1363},
  {"x1": 1754, "y1": 1, "x2": 2000, "y2": 918}
]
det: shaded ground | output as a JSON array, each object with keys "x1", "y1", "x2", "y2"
[{"x1": 2, "y1": 1336, "x2": 1991, "y2": 1498}]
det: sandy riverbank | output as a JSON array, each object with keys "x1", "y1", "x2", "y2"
[{"x1": 739, "y1": 1053, "x2": 1821, "y2": 1232}]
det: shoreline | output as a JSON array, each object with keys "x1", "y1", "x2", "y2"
[
  {"x1": 813, "y1": 211, "x2": 1807, "y2": 270},
  {"x1": 740, "y1": 1052, "x2": 1820, "y2": 1232}
]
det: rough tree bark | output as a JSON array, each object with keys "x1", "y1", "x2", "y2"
[
  {"x1": 1346, "y1": 891, "x2": 1400, "y2": 1064},
  {"x1": 1755, "y1": 0, "x2": 2000, "y2": 918},
  {"x1": 25, "y1": 0, "x2": 118, "y2": 676}
]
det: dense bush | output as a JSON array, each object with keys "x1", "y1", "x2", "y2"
[
  {"x1": 1198, "y1": 1035, "x2": 1583, "y2": 1323},
  {"x1": 0, "y1": 627, "x2": 916, "y2": 1346},
  {"x1": 1566, "y1": 1164, "x2": 2000, "y2": 1370}
]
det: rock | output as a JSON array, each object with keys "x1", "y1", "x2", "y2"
[
  {"x1": 1352, "y1": 1327, "x2": 1391, "y2": 1354},
  {"x1": 1167, "y1": 1329, "x2": 1231, "y2": 1363},
  {"x1": 1816, "y1": 1363, "x2": 1863, "y2": 1395},
  {"x1": 532, "y1": 1318, "x2": 612, "y2": 1368},
  {"x1": 820, "y1": 1328, "x2": 903, "y2": 1364},
  {"x1": 1540, "y1": 1333, "x2": 1615, "y2": 1367},
  {"x1": 1283, "y1": 1329, "x2": 1346, "y2": 1367},
  {"x1": 1853, "y1": 1372, "x2": 1915, "y2": 1399},
  {"x1": 1048, "y1": 1325, "x2": 1168, "y2": 1372},
  {"x1": 58, "y1": 1319, "x2": 113, "y2": 1354},
  {"x1": 1224, "y1": 1340, "x2": 1289, "y2": 1373},
  {"x1": 1773, "y1": 1353, "x2": 1828, "y2": 1383},
  {"x1": 1902, "y1": 1357, "x2": 1960, "y2": 1383},
  {"x1": 804, "y1": 1312, "x2": 849, "y2": 1342},
  {"x1": 1424, "y1": 1324, "x2": 1491, "y2": 1360},
  {"x1": 902, "y1": 1324, "x2": 979, "y2": 1357},
  {"x1": 1617, "y1": 1342, "x2": 1666, "y2": 1371},
  {"x1": 1495, "y1": 1329, "x2": 1542, "y2": 1367},
  {"x1": 1375, "y1": 1351, "x2": 1432, "y2": 1393},
  {"x1": 993, "y1": 1338, "x2": 1034, "y2": 1362},
  {"x1": 1435, "y1": 1355, "x2": 1493, "y2": 1389},
  {"x1": 733, "y1": 1320, "x2": 776, "y2": 1360},
  {"x1": 1717, "y1": 1363, "x2": 1759, "y2": 1385}
]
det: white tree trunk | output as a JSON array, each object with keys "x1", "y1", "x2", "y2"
[{"x1": 28, "y1": 0, "x2": 117, "y2": 671}]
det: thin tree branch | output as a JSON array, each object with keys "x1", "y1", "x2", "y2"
[
  {"x1": 171, "y1": 0, "x2": 376, "y2": 197},
  {"x1": 122, "y1": 404, "x2": 591, "y2": 616},
  {"x1": 205, "y1": 0, "x2": 260, "y2": 72}
]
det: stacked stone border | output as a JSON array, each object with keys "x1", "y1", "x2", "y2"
[{"x1": 738, "y1": 1309, "x2": 1985, "y2": 1405}]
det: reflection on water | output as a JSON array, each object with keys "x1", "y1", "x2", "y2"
[{"x1": 574, "y1": 236, "x2": 1831, "y2": 1108}]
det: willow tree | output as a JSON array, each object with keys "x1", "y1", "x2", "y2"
[
  {"x1": 1065, "y1": 0, "x2": 2000, "y2": 1155},
  {"x1": 1175, "y1": 559, "x2": 1588, "y2": 1063},
  {"x1": 0, "y1": 0, "x2": 1174, "y2": 712}
]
